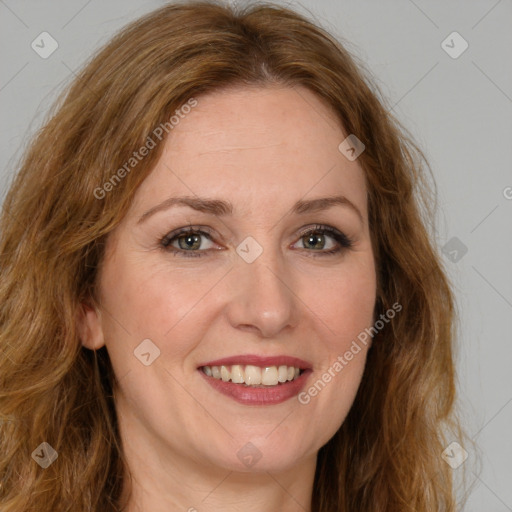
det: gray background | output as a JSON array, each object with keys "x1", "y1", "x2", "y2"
[{"x1": 1, "y1": 0, "x2": 511, "y2": 509}]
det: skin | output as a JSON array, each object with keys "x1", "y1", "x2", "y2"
[{"x1": 78, "y1": 85, "x2": 377, "y2": 512}]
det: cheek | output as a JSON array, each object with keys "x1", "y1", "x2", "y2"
[
  {"x1": 302, "y1": 260, "x2": 376, "y2": 421},
  {"x1": 304, "y1": 259, "x2": 377, "y2": 345},
  {"x1": 298, "y1": 269, "x2": 375, "y2": 437},
  {"x1": 101, "y1": 255, "x2": 212, "y2": 334},
  {"x1": 299, "y1": 256, "x2": 376, "y2": 424},
  {"x1": 99, "y1": 255, "x2": 225, "y2": 373}
]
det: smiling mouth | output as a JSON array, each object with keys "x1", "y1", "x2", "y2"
[{"x1": 200, "y1": 364, "x2": 304, "y2": 387}]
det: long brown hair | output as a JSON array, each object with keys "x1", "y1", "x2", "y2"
[{"x1": 0, "y1": 1, "x2": 472, "y2": 510}]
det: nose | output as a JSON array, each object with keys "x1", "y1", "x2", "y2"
[{"x1": 224, "y1": 245, "x2": 300, "y2": 338}]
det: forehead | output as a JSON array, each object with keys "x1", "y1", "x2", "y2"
[{"x1": 130, "y1": 85, "x2": 368, "y2": 219}]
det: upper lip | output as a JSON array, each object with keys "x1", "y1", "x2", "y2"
[{"x1": 197, "y1": 354, "x2": 312, "y2": 370}]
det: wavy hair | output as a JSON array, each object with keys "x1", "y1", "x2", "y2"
[{"x1": 0, "y1": 1, "x2": 471, "y2": 510}]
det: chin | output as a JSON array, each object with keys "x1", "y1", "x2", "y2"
[{"x1": 205, "y1": 436, "x2": 313, "y2": 474}]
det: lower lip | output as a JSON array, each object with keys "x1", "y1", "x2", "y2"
[{"x1": 198, "y1": 369, "x2": 312, "y2": 406}]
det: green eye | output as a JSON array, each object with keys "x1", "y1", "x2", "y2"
[
  {"x1": 294, "y1": 225, "x2": 353, "y2": 256},
  {"x1": 175, "y1": 233, "x2": 203, "y2": 251},
  {"x1": 161, "y1": 227, "x2": 216, "y2": 258},
  {"x1": 302, "y1": 232, "x2": 330, "y2": 250},
  {"x1": 160, "y1": 224, "x2": 353, "y2": 258}
]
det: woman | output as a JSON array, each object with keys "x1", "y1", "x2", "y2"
[{"x1": 0, "y1": 1, "x2": 470, "y2": 510}]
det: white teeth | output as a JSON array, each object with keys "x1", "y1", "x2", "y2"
[
  {"x1": 220, "y1": 365, "x2": 230, "y2": 382},
  {"x1": 201, "y1": 364, "x2": 303, "y2": 386},
  {"x1": 244, "y1": 365, "x2": 262, "y2": 385},
  {"x1": 230, "y1": 364, "x2": 244, "y2": 384},
  {"x1": 261, "y1": 366, "x2": 278, "y2": 385},
  {"x1": 277, "y1": 365, "x2": 288, "y2": 383}
]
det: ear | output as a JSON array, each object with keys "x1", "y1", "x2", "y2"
[{"x1": 76, "y1": 301, "x2": 105, "y2": 350}]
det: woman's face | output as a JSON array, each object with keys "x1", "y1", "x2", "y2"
[{"x1": 79, "y1": 85, "x2": 377, "y2": 475}]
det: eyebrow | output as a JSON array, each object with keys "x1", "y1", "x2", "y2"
[{"x1": 137, "y1": 194, "x2": 364, "y2": 224}]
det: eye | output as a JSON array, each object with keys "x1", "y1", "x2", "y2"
[
  {"x1": 292, "y1": 224, "x2": 353, "y2": 256},
  {"x1": 160, "y1": 226, "x2": 218, "y2": 258},
  {"x1": 160, "y1": 224, "x2": 353, "y2": 258}
]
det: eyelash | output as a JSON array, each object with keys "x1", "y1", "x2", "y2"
[{"x1": 160, "y1": 224, "x2": 353, "y2": 258}]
